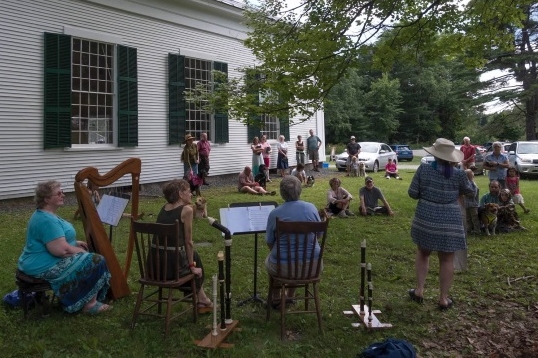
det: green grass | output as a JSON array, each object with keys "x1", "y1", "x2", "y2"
[{"x1": 1, "y1": 169, "x2": 537, "y2": 357}]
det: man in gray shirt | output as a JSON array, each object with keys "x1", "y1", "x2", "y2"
[
  {"x1": 359, "y1": 176, "x2": 394, "y2": 216},
  {"x1": 306, "y1": 129, "x2": 322, "y2": 171}
]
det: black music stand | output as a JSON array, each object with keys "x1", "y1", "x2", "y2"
[{"x1": 221, "y1": 201, "x2": 278, "y2": 306}]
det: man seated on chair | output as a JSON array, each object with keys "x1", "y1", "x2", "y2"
[
  {"x1": 238, "y1": 166, "x2": 276, "y2": 196},
  {"x1": 264, "y1": 176, "x2": 321, "y2": 308}
]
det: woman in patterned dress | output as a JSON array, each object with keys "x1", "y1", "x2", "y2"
[{"x1": 408, "y1": 138, "x2": 473, "y2": 310}]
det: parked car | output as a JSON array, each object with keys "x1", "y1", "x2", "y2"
[
  {"x1": 335, "y1": 142, "x2": 397, "y2": 172},
  {"x1": 507, "y1": 141, "x2": 538, "y2": 177},
  {"x1": 390, "y1": 144, "x2": 414, "y2": 161},
  {"x1": 485, "y1": 142, "x2": 511, "y2": 154},
  {"x1": 420, "y1": 145, "x2": 484, "y2": 175}
]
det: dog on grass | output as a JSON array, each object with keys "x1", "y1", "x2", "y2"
[
  {"x1": 318, "y1": 208, "x2": 330, "y2": 221},
  {"x1": 305, "y1": 175, "x2": 315, "y2": 187},
  {"x1": 350, "y1": 156, "x2": 360, "y2": 177},
  {"x1": 480, "y1": 203, "x2": 499, "y2": 235},
  {"x1": 358, "y1": 161, "x2": 366, "y2": 177},
  {"x1": 193, "y1": 196, "x2": 208, "y2": 218}
]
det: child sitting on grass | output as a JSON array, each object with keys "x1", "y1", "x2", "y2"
[{"x1": 505, "y1": 166, "x2": 530, "y2": 213}]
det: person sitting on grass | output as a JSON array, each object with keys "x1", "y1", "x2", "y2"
[
  {"x1": 326, "y1": 177, "x2": 354, "y2": 218},
  {"x1": 238, "y1": 166, "x2": 276, "y2": 196},
  {"x1": 359, "y1": 176, "x2": 394, "y2": 216},
  {"x1": 254, "y1": 164, "x2": 268, "y2": 190},
  {"x1": 384, "y1": 158, "x2": 401, "y2": 179},
  {"x1": 290, "y1": 163, "x2": 307, "y2": 185}
]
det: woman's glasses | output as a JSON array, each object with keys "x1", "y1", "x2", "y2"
[{"x1": 56, "y1": 190, "x2": 64, "y2": 197}]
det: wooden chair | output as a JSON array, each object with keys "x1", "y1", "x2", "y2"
[
  {"x1": 130, "y1": 219, "x2": 198, "y2": 337},
  {"x1": 266, "y1": 218, "x2": 329, "y2": 339}
]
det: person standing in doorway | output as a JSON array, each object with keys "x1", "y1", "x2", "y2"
[
  {"x1": 197, "y1": 132, "x2": 211, "y2": 186},
  {"x1": 346, "y1": 136, "x2": 361, "y2": 176},
  {"x1": 307, "y1": 129, "x2": 322, "y2": 172}
]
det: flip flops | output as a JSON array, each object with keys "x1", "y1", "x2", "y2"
[
  {"x1": 84, "y1": 301, "x2": 112, "y2": 315},
  {"x1": 408, "y1": 289, "x2": 424, "y2": 304}
]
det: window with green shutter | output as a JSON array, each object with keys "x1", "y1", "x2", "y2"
[
  {"x1": 213, "y1": 61, "x2": 229, "y2": 143},
  {"x1": 168, "y1": 54, "x2": 186, "y2": 145},
  {"x1": 117, "y1": 45, "x2": 138, "y2": 147},
  {"x1": 245, "y1": 69, "x2": 289, "y2": 142},
  {"x1": 44, "y1": 33, "x2": 72, "y2": 149},
  {"x1": 43, "y1": 32, "x2": 138, "y2": 148},
  {"x1": 168, "y1": 54, "x2": 230, "y2": 144}
]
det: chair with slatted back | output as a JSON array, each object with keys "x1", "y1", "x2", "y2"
[
  {"x1": 130, "y1": 219, "x2": 198, "y2": 337},
  {"x1": 266, "y1": 218, "x2": 329, "y2": 339}
]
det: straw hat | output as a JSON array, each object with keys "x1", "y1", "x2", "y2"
[
  {"x1": 423, "y1": 138, "x2": 463, "y2": 163},
  {"x1": 184, "y1": 134, "x2": 196, "y2": 143}
]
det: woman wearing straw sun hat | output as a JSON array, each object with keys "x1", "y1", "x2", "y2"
[
  {"x1": 180, "y1": 134, "x2": 199, "y2": 178},
  {"x1": 407, "y1": 138, "x2": 474, "y2": 311}
]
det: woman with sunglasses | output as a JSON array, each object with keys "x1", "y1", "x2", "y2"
[{"x1": 17, "y1": 181, "x2": 112, "y2": 314}]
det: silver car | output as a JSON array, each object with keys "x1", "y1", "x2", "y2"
[
  {"x1": 335, "y1": 142, "x2": 397, "y2": 172},
  {"x1": 507, "y1": 141, "x2": 538, "y2": 177}
]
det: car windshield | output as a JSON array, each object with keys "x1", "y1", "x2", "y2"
[
  {"x1": 398, "y1": 146, "x2": 410, "y2": 151},
  {"x1": 360, "y1": 143, "x2": 379, "y2": 153},
  {"x1": 517, "y1": 143, "x2": 538, "y2": 154}
]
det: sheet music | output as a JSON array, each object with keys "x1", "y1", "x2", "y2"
[
  {"x1": 97, "y1": 194, "x2": 130, "y2": 226},
  {"x1": 219, "y1": 205, "x2": 275, "y2": 235}
]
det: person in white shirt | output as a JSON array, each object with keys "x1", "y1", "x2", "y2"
[{"x1": 290, "y1": 163, "x2": 307, "y2": 185}]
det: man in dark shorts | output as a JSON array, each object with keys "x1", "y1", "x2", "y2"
[
  {"x1": 346, "y1": 136, "x2": 361, "y2": 176},
  {"x1": 306, "y1": 129, "x2": 322, "y2": 171},
  {"x1": 359, "y1": 176, "x2": 394, "y2": 216}
]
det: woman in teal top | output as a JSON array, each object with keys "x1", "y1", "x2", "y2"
[{"x1": 18, "y1": 181, "x2": 111, "y2": 314}]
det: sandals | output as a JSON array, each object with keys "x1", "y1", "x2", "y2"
[
  {"x1": 83, "y1": 301, "x2": 112, "y2": 315},
  {"x1": 408, "y1": 289, "x2": 424, "y2": 304},
  {"x1": 438, "y1": 298, "x2": 454, "y2": 311},
  {"x1": 197, "y1": 300, "x2": 213, "y2": 314}
]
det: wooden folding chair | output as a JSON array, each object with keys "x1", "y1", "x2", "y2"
[
  {"x1": 266, "y1": 218, "x2": 329, "y2": 339},
  {"x1": 130, "y1": 219, "x2": 198, "y2": 337}
]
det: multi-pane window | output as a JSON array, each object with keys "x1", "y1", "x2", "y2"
[
  {"x1": 71, "y1": 38, "x2": 114, "y2": 145},
  {"x1": 260, "y1": 114, "x2": 279, "y2": 140},
  {"x1": 185, "y1": 57, "x2": 212, "y2": 140}
]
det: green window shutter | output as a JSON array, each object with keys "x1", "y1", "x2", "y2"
[
  {"x1": 43, "y1": 33, "x2": 71, "y2": 149},
  {"x1": 117, "y1": 45, "x2": 138, "y2": 147},
  {"x1": 213, "y1": 61, "x2": 229, "y2": 143},
  {"x1": 246, "y1": 69, "x2": 261, "y2": 142},
  {"x1": 279, "y1": 115, "x2": 290, "y2": 142},
  {"x1": 168, "y1": 54, "x2": 186, "y2": 145}
]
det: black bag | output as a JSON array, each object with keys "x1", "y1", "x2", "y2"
[{"x1": 358, "y1": 338, "x2": 416, "y2": 358}]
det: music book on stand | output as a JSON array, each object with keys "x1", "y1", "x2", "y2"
[
  {"x1": 219, "y1": 205, "x2": 274, "y2": 235},
  {"x1": 97, "y1": 194, "x2": 130, "y2": 227}
]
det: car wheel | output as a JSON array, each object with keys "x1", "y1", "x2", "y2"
[{"x1": 373, "y1": 161, "x2": 379, "y2": 173}]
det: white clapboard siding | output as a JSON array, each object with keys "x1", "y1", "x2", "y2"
[{"x1": 0, "y1": 0, "x2": 324, "y2": 200}]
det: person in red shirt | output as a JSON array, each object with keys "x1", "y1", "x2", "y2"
[
  {"x1": 384, "y1": 158, "x2": 401, "y2": 179},
  {"x1": 460, "y1": 136, "x2": 476, "y2": 170},
  {"x1": 197, "y1": 133, "x2": 211, "y2": 185}
]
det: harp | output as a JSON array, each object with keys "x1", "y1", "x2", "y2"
[{"x1": 74, "y1": 158, "x2": 141, "y2": 300}]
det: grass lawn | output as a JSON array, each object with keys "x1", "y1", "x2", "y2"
[{"x1": 0, "y1": 167, "x2": 537, "y2": 357}]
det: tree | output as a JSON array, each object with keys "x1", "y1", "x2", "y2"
[
  {"x1": 363, "y1": 73, "x2": 403, "y2": 142},
  {"x1": 323, "y1": 69, "x2": 368, "y2": 143},
  {"x1": 238, "y1": 0, "x2": 536, "y2": 137}
]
